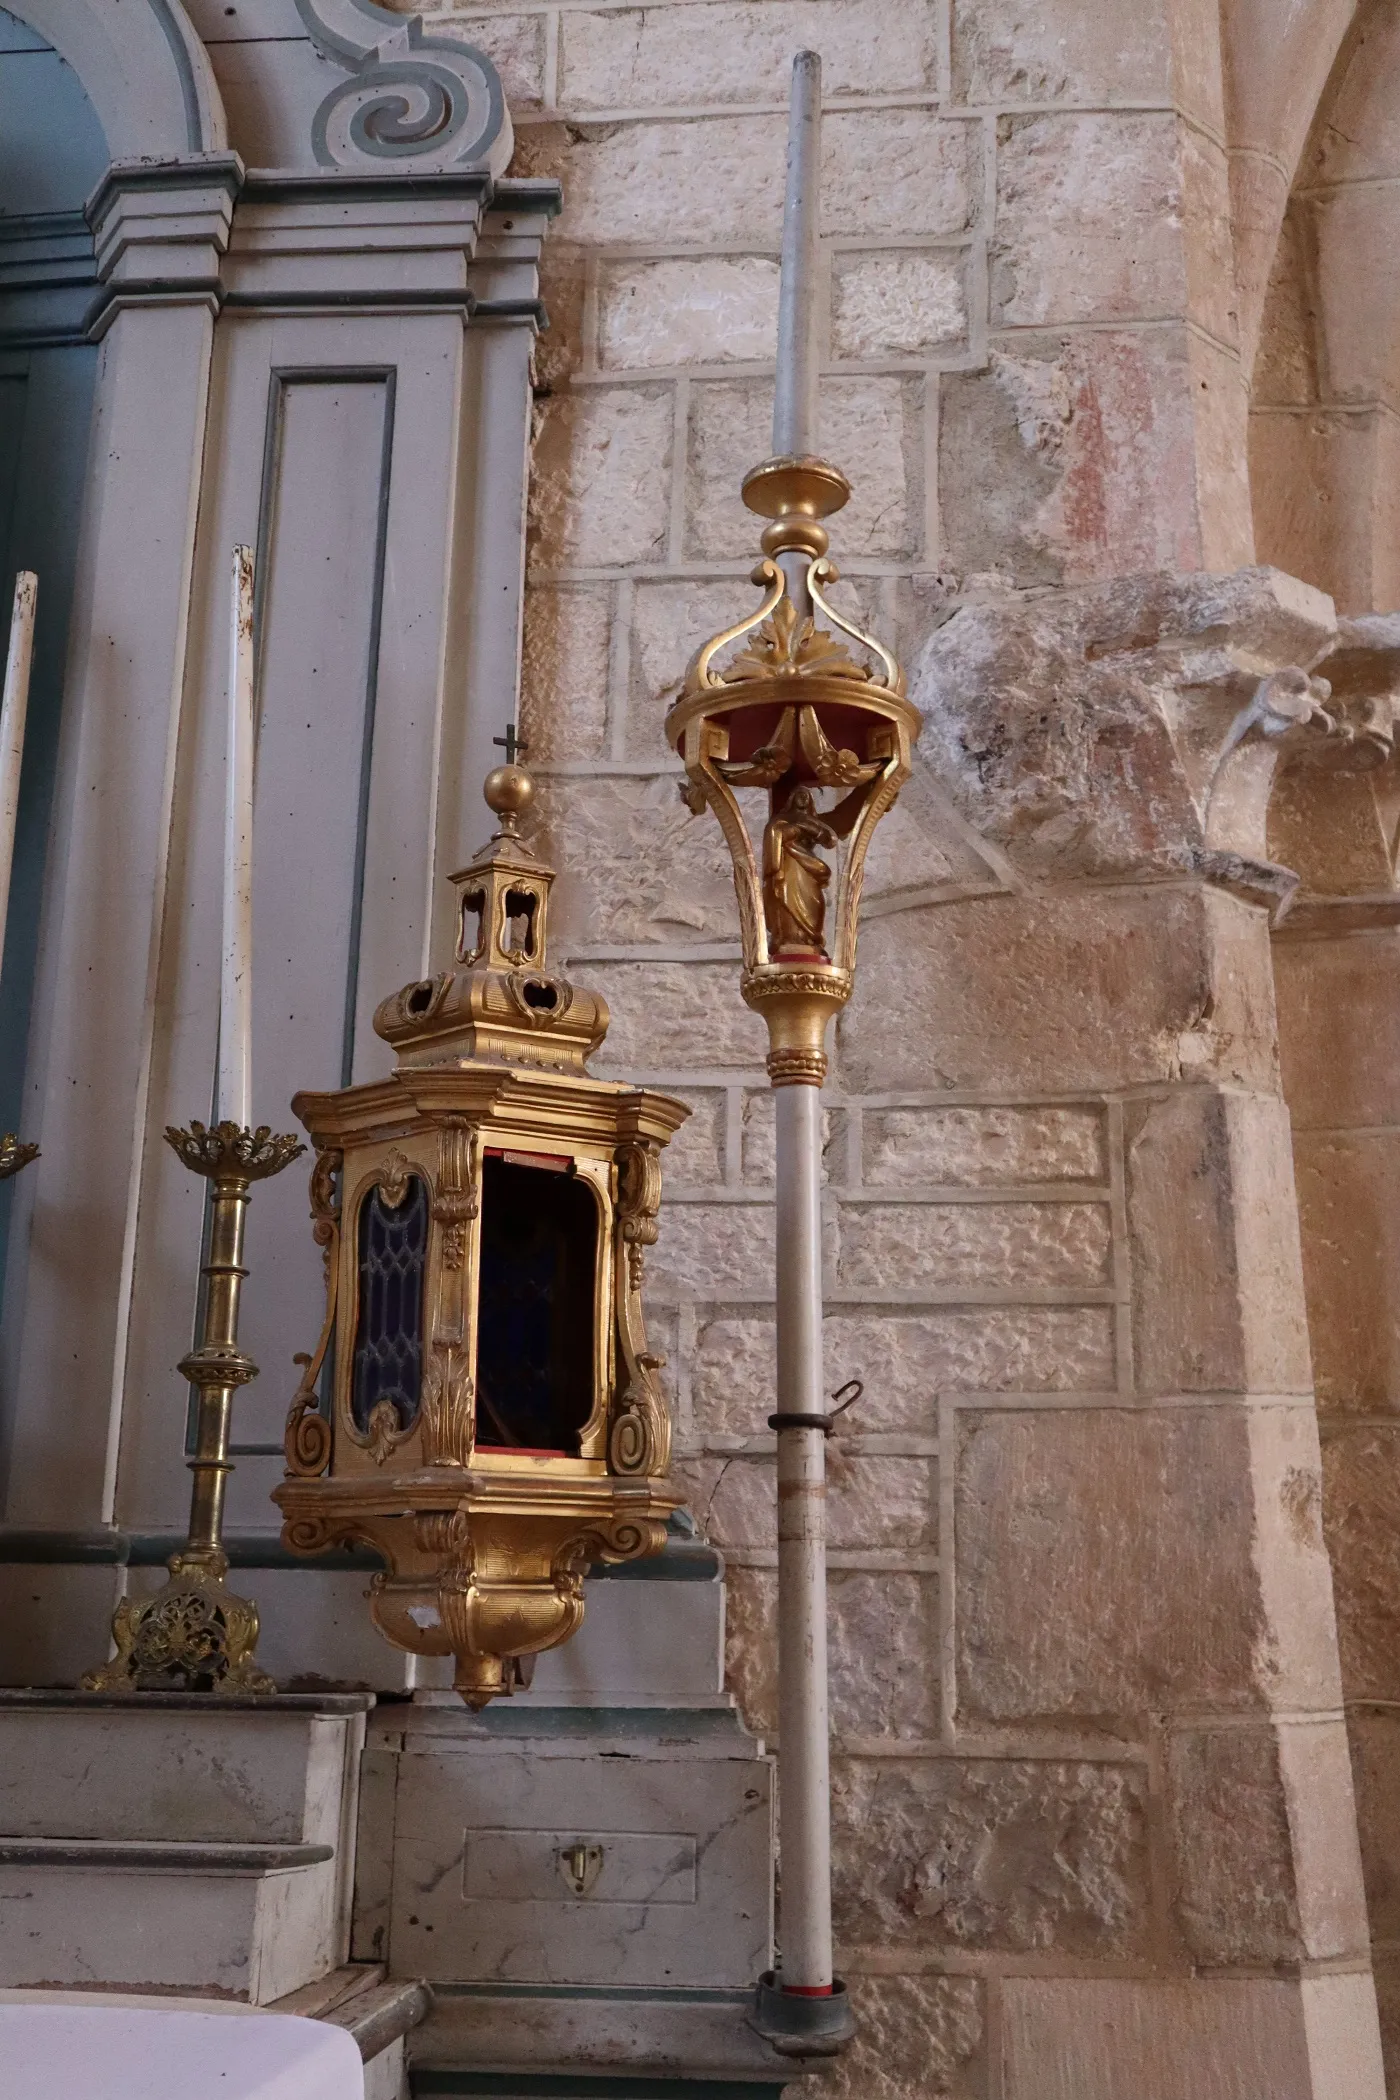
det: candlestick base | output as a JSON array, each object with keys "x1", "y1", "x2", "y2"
[
  {"x1": 82, "y1": 1117, "x2": 304, "y2": 1697},
  {"x1": 81, "y1": 1549, "x2": 276, "y2": 1696},
  {"x1": 0, "y1": 1133, "x2": 39, "y2": 1180}
]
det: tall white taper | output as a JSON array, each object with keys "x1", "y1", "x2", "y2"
[
  {"x1": 220, "y1": 546, "x2": 255, "y2": 1130},
  {"x1": 0, "y1": 571, "x2": 38, "y2": 976},
  {"x1": 770, "y1": 50, "x2": 836, "y2": 2000}
]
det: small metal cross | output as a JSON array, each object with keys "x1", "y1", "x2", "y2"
[{"x1": 493, "y1": 724, "x2": 529, "y2": 765}]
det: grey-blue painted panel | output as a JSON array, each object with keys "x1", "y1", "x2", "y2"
[
  {"x1": 235, "y1": 369, "x2": 392, "y2": 1440},
  {"x1": 0, "y1": 21, "x2": 107, "y2": 216}
]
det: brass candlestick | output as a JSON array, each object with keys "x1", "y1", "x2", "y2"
[
  {"x1": 0, "y1": 1135, "x2": 38, "y2": 1179},
  {"x1": 84, "y1": 1120, "x2": 304, "y2": 1695}
]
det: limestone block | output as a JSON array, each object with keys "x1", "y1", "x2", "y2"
[
  {"x1": 1000, "y1": 1974, "x2": 1385, "y2": 2100},
  {"x1": 840, "y1": 889, "x2": 1265, "y2": 1096},
  {"x1": 1291, "y1": 1133, "x2": 1400, "y2": 1414},
  {"x1": 1167, "y1": 1725, "x2": 1303, "y2": 1965},
  {"x1": 676, "y1": 1451, "x2": 934, "y2": 1550},
  {"x1": 598, "y1": 256, "x2": 779, "y2": 373},
  {"x1": 955, "y1": 1407, "x2": 1270, "y2": 1725},
  {"x1": 690, "y1": 1305, "x2": 1116, "y2": 1441},
  {"x1": 534, "y1": 775, "x2": 737, "y2": 944},
  {"x1": 515, "y1": 110, "x2": 977, "y2": 246},
  {"x1": 1304, "y1": 0, "x2": 1400, "y2": 190},
  {"x1": 951, "y1": 0, "x2": 1170, "y2": 105},
  {"x1": 938, "y1": 327, "x2": 1200, "y2": 586},
  {"x1": 1180, "y1": 129, "x2": 1239, "y2": 350},
  {"x1": 740, "y1": 1090, "x2": 836, "y2": 1185},
  {"x1": 534, "y1": 249, "x2": 586, "y2": 396},
  {"x1": 1275, "y1": 924, "x2": 1400, "y2": 1134},
  {"x1": 519, "y1": 584, "x2": 611, "y2": 762},
  {"x1": 1350, "y1": 1708, "x2": 1400, "y2": 1945},
  {"x1": 1245, "y1": 1404, "x2": 1348, "y2": 1711},
  {"x1": 832, "y1": 1754, "x2": 1149, "y2": 1954},
  {"x1": 1188, "y1": 332, "x2": 1255, "y2": 572},
  {"x1": 657, "y1": 1089, "x2": 724, "y2": 1186},
  {"x1": 1246, "y1": 177, "x2": 1310, "y2": 395},
  {"x1": 819, "y1": 1975, "x2": 984, "y2": 2100},
  {"x1": 865, "y1": 1105, "x2": 1105, "y2": 1187},
  {"x1": 588, "y1": 959, "x2": 765, "y2": 1069},
  {"x1": 559, "y1": 1, "x2": 940, "y2": 108},
  {"x1": 838, "y1": 1198, "x2": 1111, "y2": 1291},
  {"x1": 529, "y1": 386, "x2": 673, "y2": 570},
  {"x1": 447, "y1": 13, "x2": 545, "y2": 105},
  {"x1": 1321, "y1": 1420, "x2": 1400, "y2": 1701},
  {"x1": 831, "y1": 250, "x2": 968, "y2": 361},
  {"x1": 650, "y1": 1200, "x2": 775, "y2": 1297},
  {"x1": 859, "y1": 791, "x2": 967, "y2": 898},
  {"x1": 1126, "y1": 1088, "x2": 1311, "y2": 1397},
  {"x1": 725, "y1": 1567, "x2": 938, "y2": 1738},
  {"x1": 686, "y1": 377, "x2": 920, "y2": 563},
  {"x1": 992, "y1": 114, "x2": 1187, "y2": 329}
]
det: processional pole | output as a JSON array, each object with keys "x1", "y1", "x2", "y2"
[{"x1": 665, "y1": 51, "x2": 922, "y2": 2054}]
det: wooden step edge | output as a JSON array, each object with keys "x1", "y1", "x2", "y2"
[{"x1": 324, "y1": 1979, "x2": 433, "y2": 2062}]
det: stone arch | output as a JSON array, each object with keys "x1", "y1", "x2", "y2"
[
  {"x1": 1249, "y1": 0, "x2": 1400, "y2": 612},
  {"x1": 0, "y1": 0, "x2": 225, "y2": 163}
]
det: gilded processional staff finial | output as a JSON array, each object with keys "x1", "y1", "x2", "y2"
[{"x1": 663, "y1": 47, "x2": 922, "y2": 2058}]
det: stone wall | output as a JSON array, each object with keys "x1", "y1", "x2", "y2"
[{"x1": 406, "y1": 1, "x2": 1390, "y2": 2091}]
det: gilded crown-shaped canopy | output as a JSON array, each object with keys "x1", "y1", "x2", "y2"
[
  {"x1": 665, "y1": 455, "x2": 922, "y2": 1086},
  {"x1": 275, "y1": 756, "x2": 687, "y2": 1706},
  {"x1": 374, "y1": 759, "x2": 608, "y2": 1075}
]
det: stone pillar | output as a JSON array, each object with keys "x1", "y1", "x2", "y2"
[
  {"x1": 823, "y1": 564, "x2": 1384, "y2": 2098},
  {"x1": 1267, "y1": 611, "x2": 1400, "y2": 2087}
]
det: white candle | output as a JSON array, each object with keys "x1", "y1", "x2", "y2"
[
  {"x1": 219, "y1": 546, "x2": 255, "y2": 1131},
  {"x1": 0, "y1": 570, "x2": 37, "y2": 978}
]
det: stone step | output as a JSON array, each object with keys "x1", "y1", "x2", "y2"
[
  {"x1": 0, "y1": 1691, "x2": 370, "y2": 1847},
  {"x1": 0, "y1": 1835, "x2": 347, "y2": 2004},
  {"x1": 271, "y1": 1963, "x2": 431, "y2": 2100},
  {"x1": 0, "y1": 1693, "x2": 371, "y2": 2005}
]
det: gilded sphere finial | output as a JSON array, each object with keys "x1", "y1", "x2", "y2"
[{"x1": 484, "y1": 763, "x2": 535, "y2": 824}]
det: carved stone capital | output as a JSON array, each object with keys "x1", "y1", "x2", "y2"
[{"x1": 910, "y1": 566, "x2": 1348, "y2": 909}]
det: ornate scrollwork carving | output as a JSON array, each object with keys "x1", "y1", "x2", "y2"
[
  {"x1": 295, "y1": 0, "x2": 512, "y2": 175},
  {"x1": 432, "y1": 1119, "x2": 478, "y2": 1271},
  {"x1": 610, "y1": 1141, "x2": 670, "y2": 1475},
  {"x1": 283, "y1": 1146, "x2": 342, "y2": 1478}
]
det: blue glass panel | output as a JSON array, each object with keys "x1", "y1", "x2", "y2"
[{"x1": 351, "y1": 1175, "x2": 428, "y2": 1437}]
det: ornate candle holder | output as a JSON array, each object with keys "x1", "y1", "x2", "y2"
[
  {"x1": 83, "y1": 1120, "x2": 304, "y2": 1695},
  {"x1": 0, "y1": 1134, "x2": 38, "y2": 1179}
]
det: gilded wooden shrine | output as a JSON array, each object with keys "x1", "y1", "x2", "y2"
[{"x1": 275, "y1": 758, "x2": 685, "y2": 1703}]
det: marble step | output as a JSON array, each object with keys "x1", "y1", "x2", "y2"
[
  {"x1": 0, "y1": 1832, "x2": 349, "y2": 2003},
  {"x1": 0, "y1": 1690, "x2": 370, "y2": 1848}
]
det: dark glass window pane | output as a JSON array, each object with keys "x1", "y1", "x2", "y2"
[
  {"x1": 475, "y1": 1155, "x2": 597, "y2": 1453},
  {"x1": 351, "y1": 1175, "x2": 428, "y2": 1438}
]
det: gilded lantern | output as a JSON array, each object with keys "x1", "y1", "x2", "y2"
[{"x1": 274, "y1": 762, "x2": 685, "y2": 1704}]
